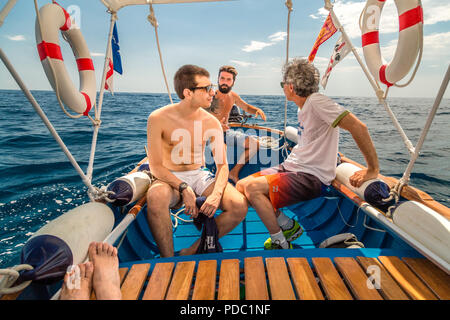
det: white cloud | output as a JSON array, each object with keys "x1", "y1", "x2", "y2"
[
  {"x1": 242, "y1": 40, "x2": 274, "y2": 52},
  {"x1": 7, "y1": 35, "x2": 25, "y2": 41},
  {"x1": 242, "y1": 31, "x2": 287, "y2": 52},
  {"x1": 268, "y1": 31, "x2": 287, "y2": 42},
  {"x1": 90, "y1": 52, "x2": 105, "y2": 57},
  {"x1": 230, "y1": 60, "x2": 256, "y2": 67}
]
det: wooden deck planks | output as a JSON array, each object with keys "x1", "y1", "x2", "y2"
[
  {"x1": 266, "y1": 257, "x2": 296, "y2": 300},
  {"x1": 244, "y1": 257, "x2": 269, "y2": 300},
  {"x1": 120, "y1": 263, "x2": 150, "y2": 300},
  {"x1": 334, "y1": 257, "x2": 383, "y2": 300},
  {"x1": 402, "y1": 257, "x2": 450, "y2": 300},
  {"x1": 142, "y1": 262, "x2": 174, "y2": 300},
  {"x1": 378, "y1": 256, "x2": 438, "y2": 300},
  {"x1": 312, "y1": 257, "x2": 353, "y2": 300},
  {"x1": 218, "y1": 259, "x2": 240, "y2": 300},
  {"x1": 192, "y1": 260, "x2": 217, "y2": 300},
  {"x1": 287, "y1": 257, "x2": 324, "y2": 300},
  {"x1": 165, "y1": 261, "x2": 196, "y2": 300},
  {"x1": 356, "y1": 257, "x2": 409, "y2": 300}
]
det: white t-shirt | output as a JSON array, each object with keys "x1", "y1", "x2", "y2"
[{"x1": 282, "y1": 93, "x2": 349, "y2": 185}]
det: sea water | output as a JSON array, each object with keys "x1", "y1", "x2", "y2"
[{"x1": 0, "y1": 90, "x2": 449, "y2": 267}]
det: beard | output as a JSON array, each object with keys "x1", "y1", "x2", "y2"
[{"x1": 218, "y1": 84, "x2": 232, "y2": 94}]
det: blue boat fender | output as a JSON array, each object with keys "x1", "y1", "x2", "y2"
[
  {"x1": 335, "y1": 162, "x2": 393, "y2": 210},
  {"x1": 16, "y1": 234, "x2": 73, "y2": 285},
  {"x1": 107, "y1": 171, "x2": 152, "y2": 206}
]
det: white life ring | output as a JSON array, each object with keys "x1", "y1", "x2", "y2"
[
  {"x1": 361, "y1": 0, "x2": 423, "y2": 87},
  {"x1": 35, "y1": 3, "x2": 96, "y2": 115}
]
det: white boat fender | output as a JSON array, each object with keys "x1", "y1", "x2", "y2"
[
  {"x1": 393, "y1": 201, "x2": 450, "y2": 265},
  {"x1": 335, "y1": 162, "x2": 393, "y2": 211},
  {"x1": 106, "y1": 171, "x2": 151, "y2": 206},
  {"x1": 35, "y1": 2, "x2": 96, "y2": 115},
  {"x1": 28, "y1": 202, "x2": 115, "y2": 267},
  {"x1": 319, "y1": 233, "x2": 365, "y2": 249},
  {"x1": 284, "y1": 126, "x2": 299, "y2": 144},
  {"x1": 361, "y1": 0, "x2": 423, "y2": 87}
]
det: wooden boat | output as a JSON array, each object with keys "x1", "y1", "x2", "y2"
[{"x1": 1, "y1": 0, "x2": 449, "y2": 301}]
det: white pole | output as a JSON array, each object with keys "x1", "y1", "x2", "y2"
[
  {"x1": 86, "y1": 13, "x2": 117, "y2": 182},
  {"x1": 0, "y1": 0, "x2": 17, "y2": 28},
  {"x1": 324, "y1": 2, "x2": 415, "y2": 155},
  {"x1": 400, "y1": 64, "x2": 450, "y2": 185}
]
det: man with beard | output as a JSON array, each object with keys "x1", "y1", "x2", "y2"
[{"x1": 205, "y1": 65, "x2": 267, "y2": 184}]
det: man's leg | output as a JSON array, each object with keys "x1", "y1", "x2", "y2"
[
  {"x1": 146, "y1": 181, "x2": 180, "y2": 258},
  {"x1": 229, "y1": 136, "x2": 259, "y2": 184},
  {"x1": 180, "y1": 182, "x2": 248, "y2": 255},
  {"x1": 236, "y1": 175, "x2": 280, "y2": 235}
]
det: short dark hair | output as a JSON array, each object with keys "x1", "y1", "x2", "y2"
[
  {"x1": 218, "y1": 65, "x2": 238, "y2": 81},
  {"x1": 174, "y1": 64, "x2": 210, "y2": 99},
  {"x1": 282, "y1": 58, "x2": 320, "y2": 97}
]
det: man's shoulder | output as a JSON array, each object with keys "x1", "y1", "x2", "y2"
[{"x1": 149, "y1": 103, "x2": 177, "y2": 118}]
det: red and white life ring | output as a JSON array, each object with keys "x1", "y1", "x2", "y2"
[
  {"x1": 35, "y1": 3, "x2": 96, "y2": 115},
  {"x1": 361, "y1": 0, "x2": 423, "y2": 87}
]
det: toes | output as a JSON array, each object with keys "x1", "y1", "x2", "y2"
[
  {"x1": 84, "y1": 261, "x2": 94, "y2": 279},
  {"x1": 88, "y1": 242, "x2": 98, "y2": 260},
  {"x1": 78, "y1": 263, "x2": 86, "y2": 278}
]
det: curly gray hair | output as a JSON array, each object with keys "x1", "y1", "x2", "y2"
[{"x1": 282, "y1": 58, "x2": 320, "y2": 97}]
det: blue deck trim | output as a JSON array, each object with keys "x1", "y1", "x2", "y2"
[{"x1": 119, "y1": 247, "x2": 424, "y2": 271}]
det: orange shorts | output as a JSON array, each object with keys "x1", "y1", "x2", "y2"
[{"x1": 251, "y1": 165, "x2": 322, "y2": 209}]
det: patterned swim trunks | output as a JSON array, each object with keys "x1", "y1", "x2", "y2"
[{"x1": 251, "y1": 164, "x2": 322, "y2": 209}]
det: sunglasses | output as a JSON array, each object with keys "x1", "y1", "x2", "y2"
[
  {"x1": 190, "y1": 84, "x2": 216, "y2": 92},
  {"x1": 280, "y1": 81, "x2": 286, "y2": 88}
]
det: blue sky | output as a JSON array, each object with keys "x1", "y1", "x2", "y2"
[{"x1": 1, "y1": 0, "x2": 449, "y2": 98}]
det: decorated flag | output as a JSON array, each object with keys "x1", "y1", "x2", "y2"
[
  {"x1": 308, "y1": 13, "x2": 337, "y2": 63},
  {"x1": 321, "y1": 35, "x2": 351, "y2": 89},
  {"x1": 105, "y1": 22, "x2": 122, "y2": 94}
]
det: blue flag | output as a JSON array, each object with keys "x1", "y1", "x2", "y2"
[{"x1": 111, "y1": 22, "x2": 122, "y2": 75}]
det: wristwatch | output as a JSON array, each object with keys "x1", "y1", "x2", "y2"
[{"x1": 178, "y1": 182, "x2": 189, "y2": 194}]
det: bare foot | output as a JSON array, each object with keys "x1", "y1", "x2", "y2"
[
  {"x1": 60, "y1": 262, "x2": 93, "y2": 300},
  {"x1": 179, "y1": 239, "x2": 200, "y2": 256},
  {"x1": 88, "y1": 242, "x2": 122, "y2": 300}
]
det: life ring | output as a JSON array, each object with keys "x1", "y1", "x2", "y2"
[
  {"x1": 35, "y1": 3, "x2": 96, "y2": 115},
  {"x1": 361, "y1": 0, "x2": 423, "y2": 87}
]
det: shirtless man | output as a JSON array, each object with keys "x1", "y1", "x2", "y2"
[
  {"x1": 205, "y1": 66, "x2": 267, "y2": 184},
  {"x1": 145, "y1": 64, "x2": 247, "y2": 257}
]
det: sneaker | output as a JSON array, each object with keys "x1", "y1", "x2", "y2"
[
  {"x1": 264, "y1": 239, "x2": 293, "y2": 250},
  {"x1": 283, "y1": 219, "x2": 303, "y2": 242}
]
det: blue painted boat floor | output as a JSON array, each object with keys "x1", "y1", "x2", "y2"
[{"x1": 117, "y1": 199, "x2": 420, "y2": 265}]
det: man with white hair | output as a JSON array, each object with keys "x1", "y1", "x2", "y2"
[{"x1": 237, "y1": 58, "x2": 379, "y2": 249}]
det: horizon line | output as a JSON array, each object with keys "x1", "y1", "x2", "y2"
[{"x1": 0, "y1": 89, "x2": 444, "y2": 100}]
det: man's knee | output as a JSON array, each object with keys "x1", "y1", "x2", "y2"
[{"x1": 147, "y1": 184, "x2": 173, "y2": 212}]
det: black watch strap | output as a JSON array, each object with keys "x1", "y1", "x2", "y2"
[{"x1": 178, "y1": 182, "x2": 189, "y2": 194}]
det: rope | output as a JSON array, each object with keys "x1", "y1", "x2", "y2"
[
  {"x1": 0, "y1": 264, "x2": 34, "y2": 295},
  {"x1": 170, "y1": 206, "x2": 193, "y2": 229},
  {"x1": 147, "y1": 2, "x2": 173, "y2": 104},
  {"x1": 282, "y1": 0, "x2": 293, "y2": 150}
]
